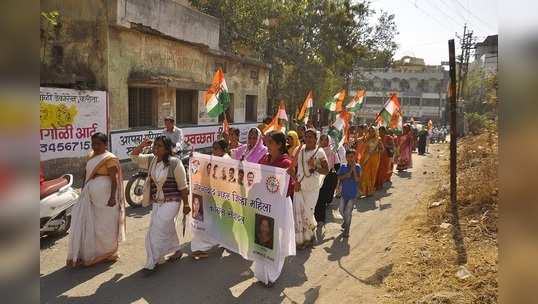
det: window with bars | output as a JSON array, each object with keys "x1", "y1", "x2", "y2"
[
  {"x1": 410, "y1": 97, "x2": 421, "y2": 106},
  {"x1": 421, "y1": 98, "x2": 440, "y2": 107},
  {"x1": 368, "y1": 96, "x2": 384, "y2": 104},
  {"x1": 176, "y1": 90, "x2": 198, "y2": 125},
  {"x1": 245, "y1": 95, "x2": 258, "y2": 122},
  {"x1": 218, "y1": 93, "x2": 234, "y2": 123},
  {"x1": 128, "y1": 87, "x2": 155, "y2": 128}
]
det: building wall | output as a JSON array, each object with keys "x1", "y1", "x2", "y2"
[
  {"x1": 40, "y1": 0, "x2": 109, "y2": 89},
  {"x1": 111, "y1": 0, "x2": 220, "y2": 50},
  {"x1": 107, "y1": 27, "x2": 269, "y2": 131},
  {"x1": 40, "y1": 0, "x2": 269, "y2": 182},
  {"x1": 355, "y1": 65, "x2": 448, "y2": 124}
]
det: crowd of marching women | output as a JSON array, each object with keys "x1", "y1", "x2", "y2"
[
  {"x1": 63, "y1": 69, "x2": 432, "y2": 287},
  {"x1": 64, "y1": 116, "x2": 424, "y2": 287}
]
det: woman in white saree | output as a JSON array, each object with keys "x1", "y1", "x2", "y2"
[
  {"x1": 131, "y1": 136, "x2": 190, "y2": 275},
  {"x1": 67, "y1": 133, "x2": 126, "y2": 267},
  {"x1": 290, "y1": 129, "x2": 329, "y2": 248}
]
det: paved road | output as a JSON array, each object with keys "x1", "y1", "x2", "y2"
[{"x1": 40, "y1": 146, "x2": 443, "y2": 304}]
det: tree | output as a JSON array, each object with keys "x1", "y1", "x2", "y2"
[
  {"x1": 190, "y1": 0, "x2": 398, "y2": 119},
  {"x1": 463, "y1": 64, "x2": 497, "y2": 115}
]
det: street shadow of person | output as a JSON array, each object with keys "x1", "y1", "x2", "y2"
[
  {"x1": 374, "y1": 187, "x2": 392, "y2": 200},
  {"x1": 358, "y1": 263, "x2": 394, "y2": 286},
  {"x1": 356, "y1": 196, "x2": 377, "y2": 213},
  {"x1": 395, "y1": 170, "x2": 412, "y2": 179},
  {"x1": 125, "y1": 205, "x2": 151, "y2": 218},
  {"x1": 379, "y1": 203, "x2": 392, "y2": 211},
  {"x1": 40, "y1": 261, "x2": 118, "y2": 303},
  {"x1": 323, "y1": 234, "x2": 350, "y2": 262},
  {"x1": 40, "y1": 233, "x2": 68, "y2": 250},
  {"x1": 50, "y1": 251, "x2": 254, "y2": 304},
  {"x1": 234, "y1": 247, "x2": 312, "y2": 303},
  {"x1": 303, "y1": 285, "x2": 321, "y2": 304}
]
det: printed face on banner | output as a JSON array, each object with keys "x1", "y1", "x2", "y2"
[
  {"x1": 189, "y1": 153, "x2": 291, "y2": 262},
  {"x1": 192, "y1": 194, "x2": 204, "y2": 222}
]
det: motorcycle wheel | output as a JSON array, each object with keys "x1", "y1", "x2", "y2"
[
  {"x1": 48, "y1": 212, "x2": 71, "y2": 237},
  {"x1": 125, "y1": 176, "x2": 146, "y2": 208}
]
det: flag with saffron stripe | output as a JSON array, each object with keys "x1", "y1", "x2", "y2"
[
  {"x1": 329, "y1": 109, "x2": 353, "y2": 150},
  {"x1": 263, "y1": 100, "x2": 287, "y2": 134},
  {"x1": 204, "y1": 68, "x2": 230, "y2": 118},
  {"x1": 375, "y1": 94, "x2": 402, "y2": 130},
  {"x1": 297, "y1": 91, "x2": 313, "y2": 124},
  {"x1": 346, "y1": 89, "x2": 366, "y2": 112},
  {"x1": 324, "y1": 89, "x2": 346, "y2": 112}
]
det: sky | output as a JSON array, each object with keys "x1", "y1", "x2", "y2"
[{"x1": 369, "y1": 0, "x2": 499, "y2": 65}]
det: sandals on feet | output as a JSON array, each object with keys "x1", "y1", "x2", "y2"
[
  {"x1": 167, "y1": 251, "x2": 183, "y2": 262},
  {"x1": 192, "y1": 251, "x2": 209, "y2": 260}
]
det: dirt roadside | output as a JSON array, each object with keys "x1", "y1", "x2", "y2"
[{"x1": 383, "y1": 133, "x2": 498, "y2": 304}]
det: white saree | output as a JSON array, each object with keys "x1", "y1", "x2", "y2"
[
  {"x1": 144, "y1": 160, "x2": 184, "y2": 270},
  {"x1": 294, "y1": 146, "x2": 327, "y2": 246},
  {"x1": 67, "y1": 151, "x2": 126, "y2": 267}
]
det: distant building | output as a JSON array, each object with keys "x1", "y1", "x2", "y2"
[
  {"x1": 353, "y1": 56, "x2": 449, "y2": 125},
  {"x1": 474, "y1": 35, "x2": 498, "y2": 74}
]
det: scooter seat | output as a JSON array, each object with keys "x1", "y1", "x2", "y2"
[{"x1": 40, "y1": 177, "x2": 69, "y2": 199}]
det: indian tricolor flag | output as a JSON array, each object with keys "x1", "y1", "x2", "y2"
[
  {"x1": 324, "y1": 89, "x2": 346, "y2": 112},
  {"x1": 376, "y1": 94, "x2": 402, "y2": 130},
  {"x1": 204, "y1": 68, "x2": 230, "y2": 118},
  {"x1": 346, "y1": 89, "x2": 365, "y2": 112},
  {"x1": 329, "y1": 109, "x2": 352, "y2": 149},
  {"x1": 297, "y1": 91, "x2": 313, "y2": 124},
  {"x1": 263, "y1": 100, "x2": 287, "y2": 134}
]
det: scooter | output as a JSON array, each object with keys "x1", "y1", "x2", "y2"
[
  {"x1": 40, "y1": 174, "x2": 79, "y2": 237},
  {"x1": 125, "y1": 142, "x2": 192, "y2": 208}
]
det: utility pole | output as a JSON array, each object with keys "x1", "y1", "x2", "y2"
[
  {"x1": 456, "y1": 24, "x2": 475, "y2": 127},
  {"x1": 448, "y1": 39, "x2": 457, "y2": 219},
  {"x1": 449, "y1": 38, "x2": 467, "y2": 265}
]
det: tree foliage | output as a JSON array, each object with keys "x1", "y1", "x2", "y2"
[
  {"x1": 463, "y1": 64, "x2": 497, "y2": 115},
  {"x1": 190, "y1": 0, "x2": 398, "y2": 118}
]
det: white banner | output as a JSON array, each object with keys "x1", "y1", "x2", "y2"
[
  {"x1": 110, "y1": 123, "x2": 258, "y2": 160},
  {"x1": 189, "y1": 153, "x2": 294, "y2": 263},
  {"x1": 39, "y1": 87, "x2": 108, "y2": 161}
]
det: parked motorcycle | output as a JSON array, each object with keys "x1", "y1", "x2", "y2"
[
  {"x1": 125, "y1": 141, "x2": 192, "y2": 208},
  {"x1": 40, "y1": 174, "x2": 79, "y2": 236}
]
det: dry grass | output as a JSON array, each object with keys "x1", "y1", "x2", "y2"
[{"x1": 382, "y1": 129, "x2": 498, "y2": 304}]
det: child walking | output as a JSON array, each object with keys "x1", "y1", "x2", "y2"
[{"x1": 336, "y1": 149, "x2": 361, "y2": 238}]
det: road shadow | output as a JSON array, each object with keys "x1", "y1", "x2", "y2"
[
  {"x1": 303, "y1": 285, "x2": 321, "y2": 304},
  {"x1": 43, "y1": 246, "x2": 310, "y2": 303},
  {"x1": 358, "y1": 263, "x2": 394, "y2": 286},
  {"x1": 449, "y1": 201, "x2": 468, "y2": 265},
  {"x1": 125, "y1": 205, "x2": 151, "y2": 218},
  {"x1": 234, "y1": 247, "x2": 312, "y2": 303},
  {"x1": 379, "y1": 203, "x2": 392, "y2": 211},
  {"x1": 374, "y1": 182, "x2": 393, "y2": 200},
  {"x1": 40, "y1": 261, "x2": 118, "y2": 302},
  {"x1": 46, "y1": 251, "x2": 253, "y2": 304},
  {"x1": 356, "y1": 196, "x2": 377, "y2": 213},
  {"x1": 395, "y1": 170, "x2": 412, "y2": 179},
  {"x1": 40, "y1": 233, "x2": 68, "y2": 250},
  {"x1": 323, "y1": 234, "x2": 350, "y2": 262}
]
